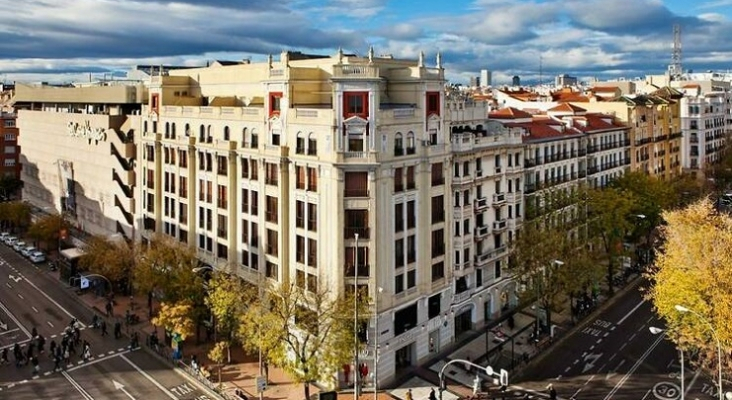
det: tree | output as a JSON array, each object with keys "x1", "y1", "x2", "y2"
[
  {"x1": 239, "y1": 282, "x2": 367, "y2": 399},
  {"x1": 646, "y1": 199, "x2": 732, "y2": 378},
  {"x1": 0, "y1": 176, "x2": 22, "y2": 199},
  {"x1": 238, "y1": 285, "x2": 285, "y2": 383},
  {"x1": 152, "y1": 300, "x2": 195, "y2": 341},
  {"x1": 26, "y1": 213, "x2": 67, "y2": 251},
  {"x1": 510, "y1": 217, "x2": 602, "y2": 332},
  {"x1": 0, "y1": 201, "x2": 31, "y2": 232},
  {"x1": 208, "y1": 341, "x2": 228, "y2": 384},
  {"x1": 77, "y1": 235, "x2": 135, "y2": 294},
  {"x1": 587, "y1": 186, "x2": 636, "y2": 294},
  {"x1": 204, "y1": 272, "x2": 252, "y2": 363},
  {"x1": 669, "y1": 174, "x2": 708, "y2": 208},
  {"x1": 610, "y1": 171, "x2": 675, "y2": 243}
]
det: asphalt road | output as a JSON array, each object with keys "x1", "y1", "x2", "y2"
[
  {"x1": 0, "y1": 243, "x2": 215, "y2": 400},
  {"x1": 512, "y1": 279, "x2": 722, "y2": 400}
]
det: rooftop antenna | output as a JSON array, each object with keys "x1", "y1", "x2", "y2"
[{"x1": 668, "y1": 24, "x2": 682, "y2": 81}]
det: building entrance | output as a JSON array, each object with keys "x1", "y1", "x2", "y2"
[{"x1": 454, "y1": 309, "x2": 473, "y2": 338}]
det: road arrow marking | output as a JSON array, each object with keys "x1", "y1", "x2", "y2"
[
  {"x1": 8, "y1": 274, "x2": 21, "y2": 283},
  {"x1": 606, "y1": 359, "x2": 626, "y2": 380},
  {"x1": 583, "y1": 352, "x2": 603, "y2": 373},
  {"x1": 0, "y1": 319, "x2": 7, "y2": 330},
  {"x1": 113, "y1": 380, "x2": 136, "y2": 400}
]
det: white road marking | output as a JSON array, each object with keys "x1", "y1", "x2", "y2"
[
  {"x1": 596, "y1": 339, "x2": 603, "y2": 344},
  {"x1": 32, "y1": 375, "x2": 39, "y2": 380},
  {"x1": 686, "y1": 369, "x2": 701, "y2": 398},
  {"x1": 31, "y1": 306, "x2": 38, "y2": 313},
  {"x1": 17, "y1": 273, "x2": 85, "y2": 328},
  {"x1": 565, "y1": 366, "x2": 571, "y2": 373},
  {"x1": 108, "y1": 350, "x2": 115, "y2": 354},
  {"x1": 609, "y1": 353, "x2": 617, "y2": 362},
  {"x1": 17, "y1": 293, "x2": 23, "y2": 299},
  {"x1": 0, "y1": 299, "x2": 31, "y2": 337},
  {"x1": 67, "y1": 350, "x2": 131, "y2": 372},
  {"x1": 5, "y1": 282, "x2": 10, "y2": 288},
  {"x1": 619, "y1": 343, "x2": 627, "y2": 351},
  {"x1": 117, "y1": 348, "x2": 125, "y2": 352},
  {"x1": 0, "y1": 328, "x2": 19, "y2": 336},
  {"x1": 617, "y1": 300, "x2": 645, "y2": 325},
  {"x1": 62, "y1": 371, "x2": 95, "y2": 400},
  {"x1": 629, "y1": 333, "x2": 636, "y2": 341},
  {"x1": 47, "y1": 321, "x2": 54, "y2": 328},
  {"x1": 43, "y1": 371, "x2": 52, "y2": 376},
  {"x1": 120, "y1": 354, "x2": 178, "y2": 399},
  {"x1": 603, "y1": 333, "x2": 664, "y2": 400}
]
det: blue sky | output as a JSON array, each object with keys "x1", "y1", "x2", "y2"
[{"x1": 0, "y1": 0, "x2": 730, "y2": 84}]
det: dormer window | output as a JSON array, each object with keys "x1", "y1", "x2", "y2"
[
  {"x1": 269, "y1": 92, "x2": 283, "y2": 117},
  {"x1": 343, "y1": 91, "x2": 369, "y2": 119}
]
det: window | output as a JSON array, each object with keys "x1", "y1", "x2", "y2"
[
  {"x1": 266, "y1": 229, "x2": 278, "y2": 256},
  {"x1": 251, "y1": 191, "x2": 259, "y2": 215},
  {"x1": 251, "y1": 129, "x2": 259, "y2": 148},
  {"x1": 296, "y1": 269, "x2": 306, "y2": 288},
  {"x1": 266, "y1": 261, "x2": 278, "y2": 280},
  {"x1": 395, "y1": 274, "x2": 404, "y2": 294},
  {"x1": 431, "y1": 229, "x2": 445, "y2": 257},
  {"x1": 296, "y1": 236, "x2": 305, "y2": 263},
  {"x1": 296, "y1": 200, "x2": 305, "y2": 228},
  {"x1": 307, "y1": 134, "x2": 317, "y2": 156},
  {"x1": 151, "y1": 94, "x2": 159, "y2": 112},
  {"x1": 407, "y1": 269, "x2": 416, "y2": 289},
  {"x1": 428, "y1": 294, "x2": 441, "y2": 319},
  {"x1": 241, "y1": 189, "x2": 249, "y2": 214},
  {"x1": 307, "y1": 238, "x2": 317, "y2": 267},
  {"x1": 265, "y1": 196, "x2": 278, "y2": 223},
  {"x1": 178, "y1": 150, "x2": 187, "y2": 168},
  {"x1": 395, "y1": 239, "x2": 405, "y2": 268},
  {"x1": 406, "y1": 166, "x2": 415, "y2": 190},
  {"x1": 394, "y1": 133, "x2": 404, "y2": 156},
  {"x1": 345, "y1": 209, "x2": 369, "y2": 239},
  {"x1": 431, "y1": 162, "x2": 444, "y2": 186},
  {"x1": 250, "y1": 160, "x2": 258, "y2": 180},
  {"x1": 223, "y1": 126, "x2": 230, "y2": 141},
  {"x1": 394, "y1": 168, "x2": 403, "y2": 192},
  {"x1": 178, "y1": 203, "x2": 188, "y2": 224},
  {"x1": 296, "y1": 166, "x2": 305, "y2": 189},
  {"x1": 269, "y1": 92, "x2": 282, "y2": 116},
  {"x1": 426, "y1": 91, "x2": 440, "y2": 116},
  {"x1": 241, "y1": 158, "x2": 249, "y2": 179},
  {"x1": 217, "y1": 155, "x2": 227, "y2": 176},
  {"x1": 431, "y1": 195, "x2": 444, "y2": 223},
  {"x1": 407, "y1": 201, "x2": 416, "y2": 229},
  {"x1": 4, "y1": 119, "x2": 15, "y2": 128},
  {"x1": 307, "y1": 203, "x2": 317, "y2": 231},
  {"x1": 217, "y1": 215, "x2": 228, "y2": 239},
  {"x1": 217, "y1": 185, "x2": 227, "y2": 209},
  {"x1": 344, "y1": 171, "x2": 368, "y2": 197},
  {"x1": 307, "y1": 167, "x2": 318, "y2": 192},
  {"x1": 296, "y1": 134, "x2": 305, "y2": 154},
  {"x1": 395, "y1": 203, "x2": 404, "y2": 232},
  {"x1": 265, "y1": 163, "x2": 278, "y2": 186},
  {"x1": 343, "y1": 91, "x2": 369, "y2": 118},
  {"x1": 407, "y1": 235, "x2": 416, "y2": 264}
]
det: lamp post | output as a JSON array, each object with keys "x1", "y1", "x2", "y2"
[
  {"x1": 354, "y1": 233, "x2": 360, "y2": 398},
  {"x1": 674, "y1": 304, "x2": 724, "y2": 400},
  {"x1": 535, "y1": 260, "x2": 564, "y2": 337},
  {"x1": 650, "y1": 326, "x2": 684, "y2": 399},
  {"x1": 374, "y1": 286, "x2": 382, "y2": 400}
]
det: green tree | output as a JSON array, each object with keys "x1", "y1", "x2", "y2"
[
  {"x1": 204, "y1": 272, "x2": 252, "y2": 363},
  {"x1": 0, "y1": 201, "x2": 31, "y2": 232},
  {"x1": 587, "y1": 186, "x2": 636, "y2": 294},
  {"x1": 239, "y1": 282, "x2": 367, "y2": 400},
  {"x1": 610, "y1": 171, "x2": 675, "y2": 243},
  {"x1": 77, "y1": 235, "x2": 135, "y2": 293},
  {"x1": 152, "y1": 300, "x2": 195, "y2": 341},
  {"x1": 669, "y1": 174, "x2": 708, "y2": 208},
  {"x1": 26, "y1": 213, "x2": 67, "y2": 252},
  {"x1": 646, "y1": 199, "x2": 732, "y2": 378},
  {"x1": 208, "y1": 341, "x2": 228, "y2": 384}
]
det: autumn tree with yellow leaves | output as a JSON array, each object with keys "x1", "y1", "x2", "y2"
[{"x1": 646, "y1": 199, "x2": 732, "y2": 379}]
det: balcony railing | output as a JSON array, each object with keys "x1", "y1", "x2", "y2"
[
  {"x1": 493, "y1": 219, "x2": 508, "y2": 232},
  {"x1": 475, "y1": 245, "x2": 507, "y2": 266},
  {"x1": 452, "y1": 290, "x2": 471, "y2": 305},
  {"x1": 475, "y1": 197, "x2": 489, "y2": 212},
  {"x1": 493, "y1": 192, "x2": 506, "y2": 205},
  {"x1": 474, "y1": 225, "x2": 490, "y2": 239}
]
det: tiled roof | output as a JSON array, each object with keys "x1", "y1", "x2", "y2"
[
  {"x1": 567, "y1": 113, "x2": 628, "y2": 133},
  {"x1": 548, "y1": 103, "x2": 587, "y2": 113},
  {"x1": 502, "y1": 117, "x2": 582, "y2": 142},
  {"x1": 488, "y1": 107, "x2": 533, "y2": 119}
]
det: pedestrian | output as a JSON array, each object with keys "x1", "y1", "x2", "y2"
[
  {"x1": 429, "y1": 387, "x2": 438, "y2": 400},
  {"x1": 82, "y1": 341, "x2": 91, "y2": 362},
  {"x1": 37, "y1": 335, "x2": 46, "y2": 354},
  {"x1": 101, "y1": 320, "x2": 108, "y2": 336},
  {"x1": 31, "y1": 327, "x2": 37, "y2": 338},
  {"x1": 53, "y1": 353, "x2": 61, "y2": 371},
  {"x1": 114, "y1": 321, "x2": 122, "y2": 339},
  {"x1": 26, "y1": 342, "x2": 34, "y2": 361},
  {"x1": 68, "y1": 340, "x2": 75, "y2": 355},
  {"x1": 63, "y1": 348, "x2": 70, "y2": 365},
  {"x1": 106, "y1": 301, "x2": 113, "y2": 317},
  {"x1": 73, "y1": 327, "x2": 81, "y2": 345},
  {"x1": 1, "y1": 348, "x2": 8, "y2": 365},
  {"x1": 49, "y1": 340, "x2": 57, "y2": 358},
  {"x1": 547, "y1": 383, "x2": 557, "y2": 400},
  {"x1": 405, "y1": 388, "x2": 414, "y2": 400},
  {"x1": 31, "y1": 356, "x2": 39, "y2": 375}
]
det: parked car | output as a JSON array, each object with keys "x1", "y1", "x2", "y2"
[
  {"x1": 0, "y1": 232, "x2": 9, "y2": 242},
  {"x1": 13, "y1": 241, "x2": 26, "y2": 252},
  {"x1": 21, "y1": 246, "x2": 36, "y2": 258},
  {"x1": 28, "y1": 251, "x2": 46, "y2": 264},
  {"x1": 5, "y1": 236, "x2": 18, "y2": 246}
]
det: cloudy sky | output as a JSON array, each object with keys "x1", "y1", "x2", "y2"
[{"x1": 1, "y1": 0, "x2": 731, "y2": 84}]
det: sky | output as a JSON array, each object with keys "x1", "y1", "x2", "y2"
[{"x1": 1, "y1": 0, "x2": 731, "y2": 85}]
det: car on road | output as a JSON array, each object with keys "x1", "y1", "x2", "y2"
[
  {"x1": 0, "y1": 232, "x2": 9, "y2": 242},
  {"x1": 13, "y1": 240, "x2": 26, "y2": 252},
  {"x1": 5, "y1": 236, "x2": 18, "y2": 246},
  {"x1": 28, "y1": 251, "x2": 46, "y2": 264},
  {"x1": 21, "y1": 246, "x2": 36, "y2": 258}
]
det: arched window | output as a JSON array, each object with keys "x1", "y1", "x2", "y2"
[
  {"x1": 307, "y1": 133, "x2": 317, "y2": 156},
  {"x1": 165, "y1": 122, "x2": 170, "y2": 138},
  {"x1": 171, "y1": 123, "x2": 176, "y2": 139},
  {"x1": 406, "y1": 131, "x2": 415, "y2": 154},
  {"x1": 242, "y1": 128, "x2": 248, "y2": 148},
  {"x1": 199, "y1": 125, "x2": 205, "y2": 142},
  {"x1": 250, "y1": 129, "x2": 259, "y2": 148},
  {"x1": 185, "y1": 123, "x2": 190, "y2": 137},
  {"x1": 296, "y1": 132, "x2": 305, "y2": 154},
  {"x1": 143, "y1": 121, "x2": 148, "y2": 133},
  {"x1": 394, "y1": 132, "x2": 404, "y2": 156},
  {"x1": 224, "y1": 126, "x2": 230, "y2": 141},
  {"x1": 207, "y1": 125, "x2": 213, "y2": 143}
]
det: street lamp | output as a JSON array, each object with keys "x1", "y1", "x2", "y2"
[
  {"x1": 649, "y1": 326, "x2": 684, "y2": 399},
  {"x1": 353, "y1": 233, "x2": 360, "y2": 398},
  {"x1": 674, "y1": 304, "x2": 725, "y2": 400},
  {"x1": 374, "y1": 286, "x2": 383, "y2": 400}
]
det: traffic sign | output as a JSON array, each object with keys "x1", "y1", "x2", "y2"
[{"x1": 80, "y1": 277, "x2": 90, "y2": 289}]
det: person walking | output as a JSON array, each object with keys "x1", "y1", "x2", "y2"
[
  {"x1": 63, "y1": 347, "x2": 70, "y2": 366},
  {"x1": 30, "y1": 356, "x2": 39, "y2": 376},
  {"x1": 49, "y1": 340, "x2": 57, "y2": 359},
  {"x1": 429, "y1": 387, "x2": 438, "y2": 400},
  {"x1": 1, "y1": 348, "x2": 8, "y2": 365},
  {"x1": 37, "y1": 335, "x2": 46, "y2": 354},
  {"x1": 101, "y1": 320, "x2": 108, "y2": 336},
  {"x1": 114, "y1": 321, "x2": 122, "y2": 339},
  {"x1": 82, "y1": 341, "x2": 91, "y2": 362},
  {"x1": 106, "y1": 301, "x2": 113, "y2": 317},
  {"x1": 53, "y1": 352, "x2": 61, "y2": 372},
  {"x1": 547, "y1": 383, "x2": 557, "y2": 400}
]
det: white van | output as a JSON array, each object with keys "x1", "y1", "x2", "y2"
[
  {"x1": 5, "y1": 236, "x2": 18, "y2": 246},
  {"x1": 13, "y1": 241, "x2": 26, "y2": 252}
]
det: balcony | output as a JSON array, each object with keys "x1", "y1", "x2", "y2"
[
  {"x1": 453, "y1": 174, "x2": 472, "y2": 186},
  {"x1": 474, "y1": 224, "x2": 490, "y2": 239},
  {"x1": 475, "y1": 245, "x2": 507, "y2": 266},
  {"x1": 493, "y1": 219, "x2": 508, "y2": 233},
  {"x1": 452, "y1": 290, "x2": 471, "y2": 305},
  {"x1": 333, "y1": 64, "x2": 380, "y2": 79},
  {"x1": 454, "y1": 260, "x2": 472, "y2": 271},
  {"x1": 506, "y1": 191, "x2": 522, "y2": 203},
  {"x1": 344, "y1": 227, "x2": 370, "y2": 239},
  {"x1": 474, "y1": 197, "x2": 489, "y2": 212},
  {"x1": 493, "y1": 192, "x2": 506, "y2": 206}
]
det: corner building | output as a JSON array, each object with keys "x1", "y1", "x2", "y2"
[{"x1": 139, "y1": 50, "x2": 494, "y2": 385}]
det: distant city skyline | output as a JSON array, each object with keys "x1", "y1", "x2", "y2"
[{"x1": 1, "y1": 0, "x2": 731, "y2": 84}]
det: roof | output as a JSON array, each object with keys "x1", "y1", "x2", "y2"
[
  {"x1": 489, "y1": 107, "x2": 533, "y2": 119},
  {"x1": 565, "y1": 113, "x2": 629, "y2": 133},
  {"x1": 547, "y1": 103, "x2": 587, "y2": 113}
]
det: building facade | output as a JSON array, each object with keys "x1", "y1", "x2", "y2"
[
  {"x1": 678, "y1": 86, "x2": 730, "y2": 172},
  {"x1": 15, "y1": 83, "x2": 143, "y2": 238},
  {"x1": 0, "y1": 111, "x2": 21, "y2": 185}
]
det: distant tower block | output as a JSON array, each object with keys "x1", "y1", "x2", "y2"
[
  {"x1": 668, "y1": 24, "x2": 683, "y2": 80},
  {"x1": 480, "y1": 69, "x2": 492, "y2": 87},
  {"x1": 512, "y1": 75, "x2": 520, "y2": 87}
]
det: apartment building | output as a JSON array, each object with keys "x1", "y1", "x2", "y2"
[
  {"x1": 14, "y1": 83, "x2": 143, "y2": 238},
  {"x1": 138, "y1": 49, "x2": 465, "y2": 386},
  {"x1": 446, "y1": 92, "x2": 525, "y2": 333},
  {"x1": 678, "y1": 85, "x2": 729, "y2": 172},
  {"x1": 0, "y1": 111, "x2": 20, "y2": 184}
]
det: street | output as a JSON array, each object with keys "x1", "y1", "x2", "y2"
[
  {"x1": 0, "y1": 245, "x2": 215, "y2": 400},
  {"x1": 514, "y1": 279, "x2": 721, "y2": 400}
]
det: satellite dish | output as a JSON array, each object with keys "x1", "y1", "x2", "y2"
[{"x1": 242, "y1": 96, "x2": 251, "y2": 106}]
